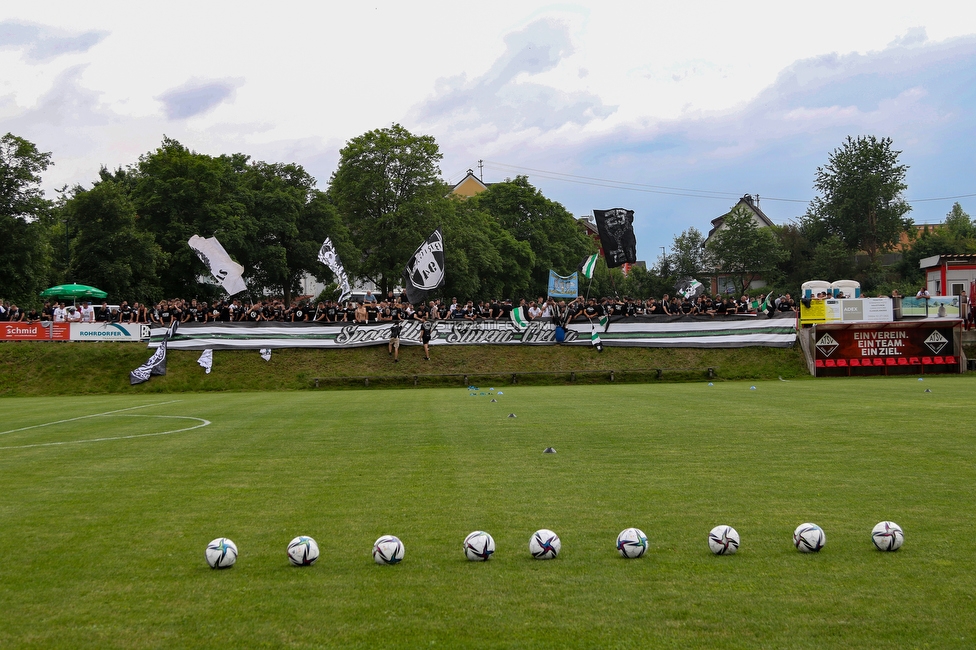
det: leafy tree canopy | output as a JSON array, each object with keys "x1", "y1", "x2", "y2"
[
  {"x1": 0, "y1": 133, "x2": 54, "y2": 305},
  {"x1": 804, "y1": 135, "x2": 912, "y2": 263}
]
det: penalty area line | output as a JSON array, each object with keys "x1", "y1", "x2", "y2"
[
  {"x1": 0, "y1": 400, "x2": 183, "y2": 437},
  {"x1": 0, "y1": 415, "x2": 211, "y2": 450}
]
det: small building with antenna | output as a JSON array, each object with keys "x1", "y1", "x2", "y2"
[{"x1": 706, "y1": 194, "x2": 776, "y2": 295}]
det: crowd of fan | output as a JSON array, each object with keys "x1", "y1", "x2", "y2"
[{"x1": 0, "y1": 291, "x2": 796, "y2": 325}]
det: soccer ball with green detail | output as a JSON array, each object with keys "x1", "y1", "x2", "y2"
[
  {"x1": 373, "y1": 535, "x2": 404, "y2": 565},
  {"x1": 205, "y1": 537, "x2": 238, "y2": 569},
  {"x1": 616, "y1": 528, "x2": 648, "y2": 558},
  {"x1": 287, "y1": 536, "x2": 320, "y2": 566}
]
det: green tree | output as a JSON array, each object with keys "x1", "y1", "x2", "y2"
[
  {"x1": 898, "y1": 202, "x2": 976, "y2": 284},
  {"x1": 243, "y1": 162, "x2": 346, "y2": 305},
  {"x1": 326, "y1": 124, "x2": 443, "y2": 294},
  {"x1": 805, "y1": 135, "x2": 913, "y2": 264},
  {"x1": 130, "y1": 138, "x2": 253, "y2": 299},
  {"x1": 706, "y1": 206, "x2": 786, "y2": 296},
  {"x1": 61, "y1": 177, "x2": 164, "y2": 303},
  {"x1": 471, "y1": 175, "x2": 595, "y2": 297},
  {"x1": 667, "y1": 227, "x2": 712, "y2": 279},
  {"x1": 443, "y1": 197, "x2": 533, "y2": 300},
  {"x1": 0, "y1": 133, "x2": 54, "y2": 305},
  {"x1": 808, "y1": 235, "x2": 857, "y2": 282}
]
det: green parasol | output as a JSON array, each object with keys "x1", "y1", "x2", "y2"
[{"x1": 39, "y1": 284, "x2": 108, "y2": 299}]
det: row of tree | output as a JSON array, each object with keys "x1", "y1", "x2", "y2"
[
  {"x1": 0, "y1": 126, "x2": 596, "y2": 307},
  {"x1": 2, "y1": 128, "x2": 972, "y2": 308}
]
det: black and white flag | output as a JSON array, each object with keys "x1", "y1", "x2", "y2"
[
  {"x1": 402, "y1": 228, "x2": 445, "y2": 305},
  {"x1": 130, "y1": 339, "x2": 168, "y2": 385},
  {"x1": 593, "y1": 209, "x2": 637, "y2": 268},
  {"x1": 188, "y1": 235, "x2": 247, "y2": 295},
  {"x1": 317, "y1": 237, "x2": 352, "y2": 303}
]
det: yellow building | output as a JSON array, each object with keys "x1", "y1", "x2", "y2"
[{"x1": 450, "y1": 169, "x2": 489, "y2": 198}]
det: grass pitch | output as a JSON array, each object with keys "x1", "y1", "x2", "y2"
[{"x1": 1, "y1": 378, "x2": 975, "y2": 648}]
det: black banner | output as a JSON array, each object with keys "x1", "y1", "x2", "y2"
[{"x1": 593, "y1": 208, "x2": 637, "y2": 268}]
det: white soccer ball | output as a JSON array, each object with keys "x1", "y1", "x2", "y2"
[
  {"x1": 793, "y1": 523, "x2": 826, "y2": 553},
  {"x1": 372, "y1": 535, "x2": 404, "y2": 565},
  {"x1": 205, "y1": 537, "x2": 238, "y2": 569},
  {"x1": 616, "y1": 528, "x2": 647, "y2": 558},
  {"x1": 287, "y1": 536, "x2": 320, "y2": 566},
  {"x1": 529, "y1": 529, "x2": 561, "y2": 559},
  {"x1": 708, "y1": 525, "x2": 740, "y2": 555},
  {"x1": 871, "y1": 521, "x2": 904, "y2": 552},
  {"x1": 463, "y1": 531, "x2": 496, "y2": 561}
]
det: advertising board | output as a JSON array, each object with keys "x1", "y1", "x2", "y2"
[
  {"x1": 0, "y1": 322, "x2": 70, "y2": 341},
  {"x1": 70, "y1": 323, "x2": 150, "y2": 342},
  {"x1": 812, "y1": 321, "x2": 960, "y2": 376},
  {"x1": 800, "y1": 298, "x2": 893, "y2": 325}
]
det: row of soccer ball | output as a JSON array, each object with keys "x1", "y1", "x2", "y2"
[{"x1": 205, "y1": 521, "x2": 905, "y2": 569}]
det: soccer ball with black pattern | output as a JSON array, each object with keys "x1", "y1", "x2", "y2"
[
  {"x1": 616, "y1": 527, "x2": 648, "y2": 558},
  {"x1": 529, "y1": 529, "x2": 561, "y2": 560},
  {"x1": 793, "y1": 523, "x2": 826, "y2": 553},
  {"x1": 205, "y1": 537, "x2": 238, "y2": 569},
  {"x1": 463, "y1": 531, "x2": 495, "y2": 561},
  {"x1": 871, "y1": 521, "x2": 904, "y2": 552},
  {"x1": 372, "y1": 535, "x2": 404, "y2": 565},
  {"x1": 708, "y1": 525, "x2": 740, "y2": 555},
  {"x1": 287, "y1": 536, "x2": 320, "y2": 566}
]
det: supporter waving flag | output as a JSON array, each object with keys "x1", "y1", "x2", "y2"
[
  {"x1": 579, "y1": 253, "x2": 599, "y2": 280},
  {"x1": 188, "y1": 235, "x2": 247, "y2": 296},
  {"x1": 402, "y1": 229, "x2": 446, "y2": 305},
  {"x1": 317, "y1": 237, "x2": 352, "y2": 303},
  {"x1": 510, "y1": 306, "x2": 528, "y2": 330}
]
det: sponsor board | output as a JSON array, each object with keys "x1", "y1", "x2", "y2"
[
  {"x1": 70, "y1": 323, "x2": 150, "y2": 341},
  {"x1": 0, "y1": 322, "x2": 70, "y2": 341},
  {"x1": 800, "y1": 298, "x2": 893, "y2": 325},
  {"x1": 812, "y1": 322, "x2": 960, "y2": 374}
]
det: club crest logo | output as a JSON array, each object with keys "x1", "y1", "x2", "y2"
[
  {"x1": 405, "y1": 229, "x2": 445, "y2": 291},
  {"x1": 924, "y1": 330, "x2": 948, "y2": 354},
  {"x1": 816, "y1": 333, "x2": 838, "y2": 357}
]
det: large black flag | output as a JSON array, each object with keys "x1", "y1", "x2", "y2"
[
  {"x1": 402, "y1": 228, "x2": 445, "y2": 304},
  {"x1": 593, "y1": 208, "x2": 637, "y2": 268}
]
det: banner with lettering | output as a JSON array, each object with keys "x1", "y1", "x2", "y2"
[{"x1": 148, "y1": 318, "x2": 796, "y2": 351}]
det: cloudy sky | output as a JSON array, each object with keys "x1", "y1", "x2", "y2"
[{"x1": 3, "y1": 1, "x2": 976, "y2": 264}]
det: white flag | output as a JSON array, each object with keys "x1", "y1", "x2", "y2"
[
  {"x1": 188, "y1": 235, "x2": 247, "y2": 296},
  {"x1": 260, "y1": 348, "x2": 272, "y2": 362},
  {"x1": 317, "y1": 237, "x2": 352, "y2": 303},
  {"x1": 197, "y1": 349, "x2": 213, "y2": 374}
]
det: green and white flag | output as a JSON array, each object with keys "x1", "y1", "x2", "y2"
[
  {"x1": 590, "y1": 322, "x2": 603, "y2": 351},
  {"x1": 510, "y1": 307, "x2": 529, "y2": 330},
  {"x1": 579, "y1": 253, "x2": 599, "y2": 280}
]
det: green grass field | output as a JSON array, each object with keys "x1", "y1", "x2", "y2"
[{"x1": 2, "y1": 378, "x2": 975, "y2": 648}]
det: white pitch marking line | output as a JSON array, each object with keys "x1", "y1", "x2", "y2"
[
  {"x1": 0, "y1": 401, "x2": 182, "y2": 436},
  {"x1": 0, "y1": 415, "x2": 211, "y2": 450}
]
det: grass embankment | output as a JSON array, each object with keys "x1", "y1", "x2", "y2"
[{"x1": 0, "y1": 342, "x2": 809, "y2": 396}]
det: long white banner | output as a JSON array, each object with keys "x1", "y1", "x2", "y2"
[{"x1": 149, "y1": 318, "x2": 796, "y2": 350}]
